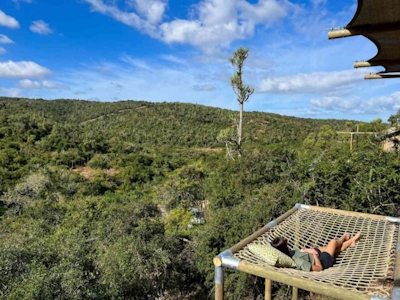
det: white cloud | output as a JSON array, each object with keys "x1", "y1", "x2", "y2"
[
  {"x1": 126, "y1": 0, "x2": 167, "y2": 24},
  {"x1": 310, "y1": 92, "x2": 400, "y2": 115},
  {"x1": 0, "y1": 10, "x2": 19, "y2": 29},
  {"x1": 19, "y1": 79, "x2": 68, "y2": 89},
  {"x1": 159, "y1": 0, "x2": 295, "y2": 50},
  {"x1": 0, "y1": 61, "x2": 51, "y2": 78},
  {"x1": 83, "y1": 0, "x2": 298, "y2": 51},
  {"x1": 259, "y1": 69, "x2": 366, "y2": 94},
  {"x1": 0, "y1": 34, "x2": 15, "y2": 44},
  {"x1": 159, "y1": 54, "x2": 186, "y2": 65},
  {"x1": 120, "y1": 55, "x2": 154, "y2": 71},
  {"x1": 30, "y1": 20, "x2": 54, "y2": 35},
  {"x1": 84, "y1": 0, "x2": 149, "y2": 31},
  {"x1": 0, "y1": 88, "x2": 21, "y2": 97},
  {"x1": 193, "y1": 84, "x2": 216, "y2": 91},
  {"x1": 42, "y1": 80, "x2": 67, "y2": 89},
  {"x1": 0, "y1": 47, "x2": 6, "y2": 55},
  {"x1": 19, "y1": 79, "x2": 41, "y2": 88}
]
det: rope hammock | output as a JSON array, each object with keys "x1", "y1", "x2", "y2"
[{"x1": 213, "y1": 204, "x2": 400, "y2": 300}]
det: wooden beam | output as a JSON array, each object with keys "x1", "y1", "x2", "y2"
[
  {"x1": 329, "y1": 22, "x2": 400, "y2": 40},
  {"x1": 328, "y1": 29, "x2": 353, "y2": 39},
  {"x1": 354, "y1": 61, "x2": 372, "y2": 68},
  {"x1": 229, "y1": 206, "x2": 298, "y2": 254},
  {"x1": 337, "y1": 132, "x2": 375, "y2": 135},
  {"x1": 365, "y1": 73, "x2": 400, "y2": 79},
  {"x1": 309, "y1": 206, "x2": 388, "y2": 221},
  {"x1": 238, "y1": 261, "x2": 371, "y2": 300},
  {"x1": 355, "y1": 59, "x2": 400, "y2": 69}
]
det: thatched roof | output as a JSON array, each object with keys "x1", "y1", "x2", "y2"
[{"x1": 328, "y1": 0, "x2": 400, "y2": 79}]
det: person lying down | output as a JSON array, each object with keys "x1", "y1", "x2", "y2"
[{"x1": 271, "y1": 232, "x2": 361, "y2": 272}]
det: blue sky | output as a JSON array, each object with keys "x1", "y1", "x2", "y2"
[{"x1": 0, "y1": 0, "x2": 399, "y2": 122}]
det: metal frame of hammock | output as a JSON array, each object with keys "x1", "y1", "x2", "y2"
[{"x1": 213, "y1": 204, "x2": 400, "y2": 300}]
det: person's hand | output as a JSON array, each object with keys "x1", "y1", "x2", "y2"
[{"x1": 303, "y1": 248, "x2": 319, "y2": 256}]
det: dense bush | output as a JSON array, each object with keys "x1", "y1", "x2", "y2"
[{"x1": 0, "y1": 97, "x2": 399, "y2": 299}]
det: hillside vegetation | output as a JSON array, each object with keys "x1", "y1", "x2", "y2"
[{"x1": 0, "y1": 97, "x2": 399, "y2": 299}]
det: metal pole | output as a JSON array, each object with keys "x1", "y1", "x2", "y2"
[{"x1": 215, "y1": 266, "x2": 224, "y2": 300}]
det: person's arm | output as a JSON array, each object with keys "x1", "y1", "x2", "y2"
[
  {"x1": 311, "y1": 254, "x2": 323, "y2": 272},
  {"x1": 302, "y1": 248, "x2": 318, "y2": 255}
]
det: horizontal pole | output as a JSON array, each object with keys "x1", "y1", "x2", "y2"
[
  {"x1": 365, "y1": 73, "x2": 400, "y2": 79},
  {"x1": 337, "y1": 132, "x2": 375, "y2": 135},
  {"x1": 329, "y1": 22, "x2": 400, "y2": 40},
  {"x1": 229, "y1": 206, "x2": 298, "y2": 254},
  {"x1": 238, "y1": 261, "x2": 371, "y2": 300},
  {"x1": 355, "y1": 59, "x2": 400, "y2": 69},
  {"x1": 354, "y1": 61, "x2": 372, "y2": 68},
  {"x1": 309, "y1": 206, "x2": 387, "y2": 220},
  {"x1": 328, "y1": 29, "x2": 354, "y2": 39}
]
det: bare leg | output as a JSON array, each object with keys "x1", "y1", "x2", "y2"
[
  {"x1": 318, "y1": 233, "x2": 350, "y2": 256},
  {"x1": 341, "y1": 232, "x2": 361, "y2": 251}
]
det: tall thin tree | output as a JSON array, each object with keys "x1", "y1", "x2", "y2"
[{"x1": 229, "y1": 47, "x2": 254, "y2": 156}]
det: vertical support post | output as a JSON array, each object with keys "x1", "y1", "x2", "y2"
[
  {"x1": 265, "y1": 278, "x2": 272, "y2": 300},
  {"x1": 356, "y1": 125, "x2": 359, "y2": 149},
  {"x1": 392, "y1": 233, "x2": 400, "y2": 300},
  {"x1": 350, "y1": 133, "x2": 354, "y2": 151},
  {"x1": 292, "y1": 286, "x2": 298, "y2": 300},
  {"x1": 215, "y1": 266, "x2": 224, "y2": 300}
]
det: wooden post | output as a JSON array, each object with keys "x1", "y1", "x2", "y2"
[
  {"x1": 350, "y1": 133, "x2": 353, "y2": 151},
  {"x1": 336, "y1": 131, "x2": 375, "y2": 152},
  {"x1": 393, "y1": 233, "x2": 400, "y2": 300},
  {"x1": 215, "y1": 266, "x2": 224, "y2": 300},
  {"x1": 356, "y1": 125, "x2": 359, "y2": 148},
  {"x1": 292, "y1": 287, "x2": 298, "y2": 300},
  {"x1": 265, "y1": 279, "x2": 272, "y2": 300}
]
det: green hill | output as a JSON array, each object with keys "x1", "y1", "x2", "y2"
[{"x1": 0, "y1": 97, "x2": 398, "y2": 300}]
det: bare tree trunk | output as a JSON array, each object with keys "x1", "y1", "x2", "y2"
[{"x1": 238, "y1": 102, "x2": 243, "y2": 156}]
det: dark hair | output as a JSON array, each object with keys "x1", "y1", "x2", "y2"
[{"x1": 270, "y1": 237, "x2": 291, "y2": 257}]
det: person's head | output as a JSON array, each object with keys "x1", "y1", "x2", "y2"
[{"x1": 270, "y1": 237, "x2": 290, "y2": 257}]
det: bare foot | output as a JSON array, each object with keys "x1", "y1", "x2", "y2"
[
  {"x1": 350, "y1": 232, "x2": 361, "y2": 247},
  {"x1": 344, "y1": 232, "x2": 350, "y2": 241}
]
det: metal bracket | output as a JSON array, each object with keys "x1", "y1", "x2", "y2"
[
  {"x1": 296, "y1": 203, "x2": 310, "y2": 210},
  {"x1": 216, "y1": 249, "x2": 240, "y2": 270},
  {"x1": 386, "y1": 216, "x2": 400, "y2": 223},
  {"x1": 214, "y1": 266, "x2": 223, "y2": 284},
  {"x1": 222, "y1": 256, "x2": 240, "y2": 270}
]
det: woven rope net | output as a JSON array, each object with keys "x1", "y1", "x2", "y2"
[{"x1": 234, "y1": 209, "x2": 398, "y2": 298}]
